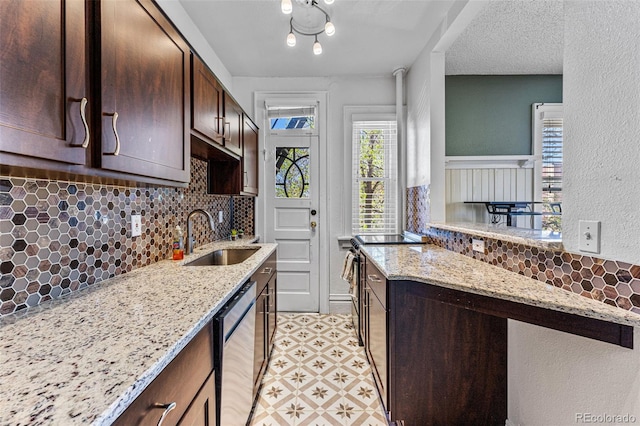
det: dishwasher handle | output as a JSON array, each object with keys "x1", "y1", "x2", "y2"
[{"x1": 220, "y1": 281, "x2": 257, "y2": 341}]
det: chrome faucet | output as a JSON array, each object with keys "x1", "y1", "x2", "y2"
[{"x1": 186, "y1": 209, "x2": 216, "y2": 254}]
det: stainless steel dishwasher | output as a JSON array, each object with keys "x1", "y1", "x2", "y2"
[{"x1": 215, "y1": 281, "x2": 257, "y2": 426}]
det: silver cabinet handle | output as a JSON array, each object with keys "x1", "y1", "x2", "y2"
[
  {"x1": 244, "y1": 171, "x2": 248, "y2": 185},
  {"x1": 224, "y1": 121, "x2": 231, "y2": 138},
  {"x1": 261, "y1": 267, "x2": 272, "y2": 274},
  {"x1": 367, "y1": 274, "x2": 381, "y2": 282},
  {"x1": 156, "y1": 402, "x2": 176, "y2": 426},
  {"x1": 105, "y1": 112, "x2": 120, "y2": 156},
  {"x1": 80, "y1": 97, "x2": 90, "y2": 148}
]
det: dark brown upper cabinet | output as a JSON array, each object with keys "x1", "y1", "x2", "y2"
[
  {"x1": 192, "y1": 54, "x2": 224, "y2": 146},
  {"x1": 207, "y1": 114, "x2": 259, "y2": 197},
  {"x1": 242, "y1": 115, "x2": 259, "y2": 196},
  {"x1": 223, "y1": 96, "x2": 243, "y2": 157},
  {"x1": 0, "y1": 0, "x2": 190, "y2": 186},
  {"x1": 0, "y1": 0, "x2": 89, "y2": 171},
  {"x1": 96, "y1": 0, "x2": 191, "y2": 184}
]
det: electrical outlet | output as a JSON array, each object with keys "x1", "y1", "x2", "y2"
[
  {"x1": 472, "y1": 238, "x2": 485, "y2": 253},
  {"x1": 218, "y1": 211, "x2": 223, "y2": 223},
  {"x1": 131, "y1": 214, "x2": 142, "y2": 237},
  {"x1": 579, "y1": 220, "x2": 600, "y2": 253}
]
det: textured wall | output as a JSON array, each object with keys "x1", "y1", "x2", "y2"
[
  {"x1": 562, "y1": 1, "x2": 640, "y2": 265},
  {"x1": 445, "y1": 75, "x2": 562, "y2": 156},
  {"x1": 507, "y1": 2, "x2": 640, "y2": 424},
  {"x1": 0, "y1": 158, "x2": 254, "y2": 316},
  {"x1": 406, "y1": 43, "x2": 432, "y2": 189}
]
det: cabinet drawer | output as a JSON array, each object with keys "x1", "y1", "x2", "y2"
[
  {"x1": 114, "y1": 323, "x2": 214, "y2": 426},
  {"x1": 365, "y1": 259, "x2": 386, "y2": 308},
  {"x1": 251, "y1": 252, "x2": 276, "y2": 294}
]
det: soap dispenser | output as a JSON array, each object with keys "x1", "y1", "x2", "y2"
[{"x1": 172, "y1": 225, "x2": 184, "y2": 260}]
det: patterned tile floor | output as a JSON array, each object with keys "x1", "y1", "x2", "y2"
[{"x1": 249, "y1": 313, "x2": 388, "y2": 426}]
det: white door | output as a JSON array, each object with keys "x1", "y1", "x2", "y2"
[{"x1": 265, "y1": 135, "x2": 320, "y2": 312}]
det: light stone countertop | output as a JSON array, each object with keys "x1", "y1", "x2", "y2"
[
  {"x1": 361, "y1": 244, "x2": 640, "y2": 328},
  {"x1": 0, "y1": 237, "x2": 276, "y2": 426},
  {"x1": 428, "y1": 222, "x2": 564, "y2": 250}
]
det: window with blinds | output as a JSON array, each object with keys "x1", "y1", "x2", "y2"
[
  {"x1": 541, "y1": 117, "x2": 562, "y2": 231},
  {"x1": 352, "y1": 120, "x2": 398, "y2": 234}
]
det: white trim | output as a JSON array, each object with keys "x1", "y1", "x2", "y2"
[
  {"x1": 445, "y1": 155, "x2": 539, "y2": 169},
  {"x1": 444, "y1": 155, "x2": 541, "y2": 169}
]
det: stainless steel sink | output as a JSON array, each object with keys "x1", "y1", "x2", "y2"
[{"x1": 184, "y1": 247, "x2": 259, "y2": 266}]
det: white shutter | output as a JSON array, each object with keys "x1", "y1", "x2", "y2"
[
  {"x1": 541, "y1": 118, "x2": 562, "y2": 202},
  {"x1": 351, "y1": 120, "x2": 398, "y2": 234}
]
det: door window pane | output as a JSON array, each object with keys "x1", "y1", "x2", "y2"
[{"x1": 275, "y1": 147, "x2": 310, "y2": 198}]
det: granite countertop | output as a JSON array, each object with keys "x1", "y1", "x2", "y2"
[
  {"x1": 361, "y1": 244, "x2": 640, "y2": 328},
  {"x1": 0, "y1": 237, "x2": 277, "y2": 426},
  {"x1": 428, "y1": 222, "x2": 564, "y2": 250}
]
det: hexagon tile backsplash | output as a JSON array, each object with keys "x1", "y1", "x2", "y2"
[
  {"x1": 425, "y1": 227, "x2": 640, "y2": 315},
  {"x1": 0, "y1": 158, "x2": 254, "y2": 316}
]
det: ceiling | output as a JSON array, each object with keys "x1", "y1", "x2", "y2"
[
  {"x1": 178, "y1": 0, "x2": 564, "y2": 78},
  {"x1": 179, "y1": 0, "x2": 454, "y2": 78},
  {"x1": 445, "y1": 0, "x2": 564, "y2": 75}
]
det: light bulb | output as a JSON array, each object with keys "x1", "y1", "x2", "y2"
[
  {"x1": 287, "y1": 32, "x2": 297, "y2": 47},
  {"x1": 324, "y1": 21, "x2": 335, "y2": 36},
  {"x1": 281, "y1": 0, "x2": 292, "y2": 14},
  {"x1": 313, "y1": 40, "x2": 322, "y2": 55},
  {"x1": 324, "y1": 0, "x2": 334, "y2": 4}
]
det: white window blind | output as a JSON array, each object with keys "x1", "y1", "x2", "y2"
[
  {"x1": 352, "y1": 120, "x2": 398, "y2": 234},
  {"x1": 542, "y1": 118, "x2": 563, "y2": 201}
]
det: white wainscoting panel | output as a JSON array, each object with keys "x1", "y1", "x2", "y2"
[{"x1": 446, "y1": 167, "x2": 535, "y2": 228}]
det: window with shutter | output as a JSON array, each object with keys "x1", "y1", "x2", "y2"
[
  {"x1": 352, "y1": 120, "x2": 398, "y2": 234},
  {"x1": 533, "y1": 103, "x2": 562, "y2": 232}
]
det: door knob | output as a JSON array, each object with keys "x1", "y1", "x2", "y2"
[{"x1": 310, "y1": 221, "x2": 317, "y2": 230}]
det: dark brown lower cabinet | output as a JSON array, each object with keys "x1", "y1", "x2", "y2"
[
  {"x1": 361, "y1": 254, "x2": 506, "y2": 425},
  {"x1": 114, "y1": 322, "x2": 214, "y2": 426},
  {"x1": 389, "y1": 280, "x2": 507, "y2": 425},
  {"x1": 178, "y1": 371, "x2": 216, "y2": 426},
  {"x1": 252, "y1": 253, "x2": 278, "y2": 397}
]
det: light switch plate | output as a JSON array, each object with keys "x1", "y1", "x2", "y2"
[
  {"x1": 472, "y1": 238, "x2": 485, "y2": 253},
  {"x1": 218, "y1": 211, "x2": 223, "y2": 223},
  {"x1": 131, "y1": 214, "x2": 142, "y2": 237},
  {"x1": 579, "y1": 220, "x2": 600, "y2": 253}
]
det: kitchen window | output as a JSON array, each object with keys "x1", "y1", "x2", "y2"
[
  {"x1": 351, "y1": 117, "x2": 398, "y2": 234},
  {"x1": 533, "y1": 103, "x2": 563, "y2": 232}
]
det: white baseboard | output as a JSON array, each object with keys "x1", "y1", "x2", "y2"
[{"x1": 329, "y1": 300, "x2": 351, "y2": 314}]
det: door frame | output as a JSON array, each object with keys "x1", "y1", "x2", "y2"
[{"x1": 254, "y1": 91, "x2": 329, "y2": 314}]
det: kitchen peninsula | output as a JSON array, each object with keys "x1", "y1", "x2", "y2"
[{"x1": 359, "y1": 243, "x2": 640, "y2": 425}]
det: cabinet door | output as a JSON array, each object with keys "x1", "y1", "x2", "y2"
[
  {"x1": 242, "y1": 115, "x2": 259, "y2": 196},
  {"x1": 178, "y1": 371, "x2": 216, "y2": 426},
  {"x1": 0, "y1": 0, "x2": 88, "y2": 167},
  {"x1": 114, "y1": 324, "x2": 214, "y2": 426},
  {"x1": 192, "y1": 55, "x2": 224, "y2": 145},
  {"x1": 99, "y1": 0, "x2": 190, "y2": 183},
  {"x1": 223, "y1": 96, "x2": 242, "y2": 156},
  {"x1": 253, "y1": 287, "x2": 267, "y2": 395},
  {"x1": 367, "y1": 287, "x2": 387, "y2": 409},
  {"x1": 267, "y1": 274, "x2": 277, "y2": 346}
]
